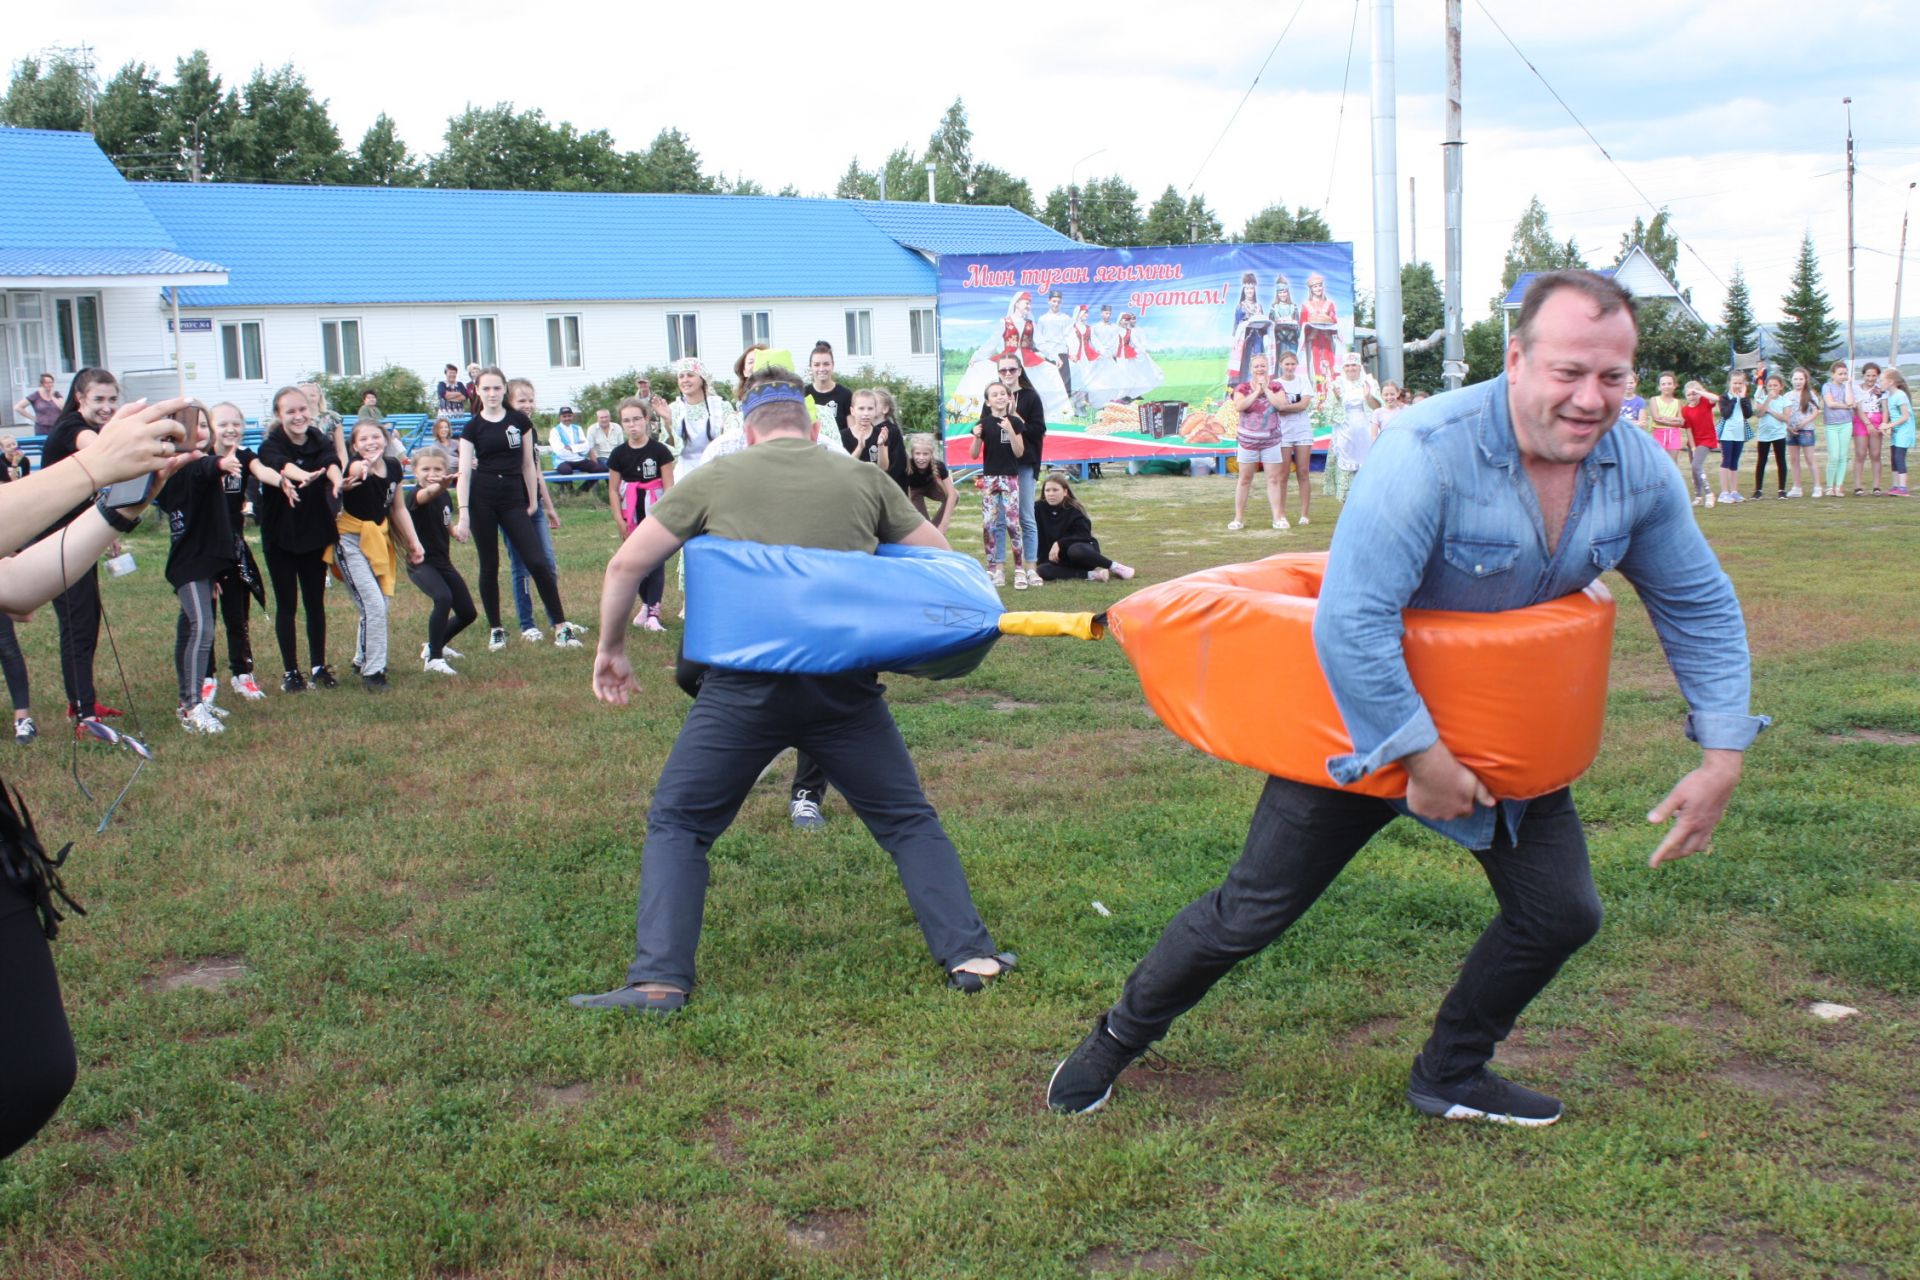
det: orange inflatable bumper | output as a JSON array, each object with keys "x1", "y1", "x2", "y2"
[{"x1": 1104, "y1": 553, "x2": 1615, "y2": 800}]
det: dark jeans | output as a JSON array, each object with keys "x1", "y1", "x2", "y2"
[
  {"x1": 0, "y1": 887, "x2": 77, "y2": 1159},
  {"x1": 408, "y1": 560, "x2": 478, "y2": 660},
  {"x1": 1106, "y1": 778, "x2": 1601, "y2": 1086},
  {"x1": 468, "y1": 472, "x2": 566, "y2": 631},
  {"x1": 626, "y1": 669, "x2": 997, "y2": 992},
  {"x1": 1753, "y1": 439, "x2": 1788, "y2": 494},
  {"x1": 50, "y1": 564, "x2": 99, "y2": 716},
  {"x1": 263, "y1": 541, "x2": 328, "y2": 672}
]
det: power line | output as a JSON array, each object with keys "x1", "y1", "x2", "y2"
[
  {"x1": 1323, "y1": 0, "x2": 1363, "y2": 213},
  {"x1": 1472, "y1": 0, "x2": 1728, "y2": 292},
  {"x1": 1182, "y1": 0, "x2": 1313, "y2": 198}
]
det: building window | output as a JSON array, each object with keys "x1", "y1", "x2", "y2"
[
  {"x1": 740, "y1": 310, "x2": 770, "y2": 349},
  {"x1": 220, "y1": 321, "x2": 265, "y2": 382},
  {"x1": 667, "y1": 313, "x2": 699, "y2": 363},
  {"x1": 53, "y1": 295, "x2": 103, "y2": 373},
  {"x1": 461, "y1": 316, "x2": 498, "y2": 368},
  {"x1": 320, "y1": 318, "x2": 362, "y2": 377},
  {"x1": 547, "y1": 314, "x2": 583, "y2": 368},
  {"x1": 909, "y1": 308, "x2": 936, "y2": 356},
  {"x1": 844, "y1": 308, "x2": 873, "y2": 358}
]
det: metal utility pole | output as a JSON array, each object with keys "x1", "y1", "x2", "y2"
[
  {"x1": 1442, "y1": 0, "x2": 1465, "y2": 389},
  {"x1": 1889, "y1": 182, "x2": 1915, "y2": 368},
  {"x1": 1070, "y1": 186, "x2": 1081, "y2": 242},
  {"x1": 1368, "y1": 0, "x2": 1405, "y2": 384},
  {"x1": 926, "y1": 163, "x2": 937, "y2": 203},
  {"x1": 1409, "y1": 176, "x2": 1417, "y2": 264},
  {"x1": 1844, "y1": 97, "x2": 1856, "y2": 371}
]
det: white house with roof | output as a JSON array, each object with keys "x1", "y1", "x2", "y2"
[
  {"x1": 0, "y1": 125, "x2": 1077, "y2": 423},
  {"x1": 0, "y1": 127, "x2": 227, "y2": 420},
  {"x1": 1500, "y1": 246, "x2": 1708, "y2": 347}
]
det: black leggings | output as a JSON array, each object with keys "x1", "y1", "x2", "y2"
[
  {"x1": 0, "y1": 615, "x2": 28, "y2": 712},
  {"x1": 1752, "y1": 440, "x2": 1788, "y2": 494},
  {"x1": 263, "y1": 542, "x2": 328, "y2": 672},
  {"x1": 408, "y1": 560, "x2": 478, "y2": 659},
  {"x1": 1034, "y1": 541, "x2": 1113, "y2": 580},
  {"x1": 204, "y1": 564, "x2": 255, "y2": 678},
  {"x1": 0, "y1": 890, "x2": 77, "y2": 1159},
  {"x1": 50, "y1": 564, "x2": 99, "y2": 716},
  {"x1": 468, "y1": 472, "x2": 566, "y2": 630}
]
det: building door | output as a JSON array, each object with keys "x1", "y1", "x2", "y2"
[{"x1": 3, "y1": 293, "x2": 52, "y2": 424}]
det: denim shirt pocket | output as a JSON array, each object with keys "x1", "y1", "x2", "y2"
[
  {"x1": 1589, "y1": 533, "x2": 1630, "y2": 573},
  {"x1": 1441, "y1": 536, "x2": 1521, "y2": 579}
]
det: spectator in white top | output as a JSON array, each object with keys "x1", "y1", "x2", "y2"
[
  {"x1": 668, "y1": 359, "x2": 735, "y2": 477},
  {"x1": 549, "y1": 405, "x2": 601, "y2": 493}
]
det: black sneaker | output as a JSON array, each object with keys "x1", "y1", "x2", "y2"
[
  {"x1": 281, "y1": 669, "x2": 308, "y2": 694},
  {"x1": 789, "y1": 789, "x2": 826, "y2": 831},
  {"x1": 361, "y1": 671, "x2": 391, "y2": 694},
  {"x1": 1047, "y1": 1013, "x2": 1148, "y2": 1114},
  {"x1": 1406, "y1": 1061, "x2": 1562, "y2": 1127},
  {"x1": 13, "y1": 715, "x2": 35, "y2": 745},
  {"x1": 310, "y1": 665, "x2": 339, "y2": 690}
]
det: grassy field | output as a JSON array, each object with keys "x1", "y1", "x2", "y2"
[{"x1": 1, "y1": 477, "x2": 1917, "y2": 1279}]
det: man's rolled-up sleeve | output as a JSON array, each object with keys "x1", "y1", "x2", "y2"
[{"x1": 1313, "y1": 426, "x2": 1447, "y2": 784}]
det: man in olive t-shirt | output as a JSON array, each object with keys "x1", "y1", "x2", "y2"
[{"x1": 571, "y1": 370, "x2": 1012, "y2": 1015}]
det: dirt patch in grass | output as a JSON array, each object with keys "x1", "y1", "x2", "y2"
[
  {"x1": 1826, "y1": 729, "x2": 1920, "y2": 746},
  {"x1": 1717, "y1": 1056, "x2": 1829, "y2": 1110},
  {"x1": 1493, "y1": 1026, "x2": 1593, "y2": 1074},
  {"x1": 1339, "y1": 1015, "x2": 1403, "y2": 1049},
  {"x1": 1666, "y1": 1002, "x2": 1746, "y2": 1034},
  {"x1": 1126, "y1": 1065, "x2": 1235, "y2": 1109},
  {"x1": 528, "y1": 1082, "x2": 597, "y2": 1110},
  {"x1": 703, "y1": 1107, "x2": 755, "y2": 1167},
  {"x1": 784, "y1": 1210, "x2": 865, "y2": 1252},
  {"x1": 141, "y1": 956, "x2": 251, "y2": 993},
  {"x1": 991, "y1": 698, "x2": 1041, "y2": 712},
  {"x1": 1269, "y1": 1164, "x2": 1367, "y2": 1203},
  {"x1": 1079, "y1": 1241, "x2": 1197, "y2": 1275}
]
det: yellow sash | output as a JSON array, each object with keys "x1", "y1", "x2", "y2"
[{"x1": 327, "y1": 513, "x2": 400, "y2": 597}]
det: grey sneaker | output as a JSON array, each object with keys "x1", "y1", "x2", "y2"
[
  {"x1": 1047, "y1": 1013, "x2": 1149, "y2": 1114},
  {"x1": 568, "y1": 985, "x2": 687, "y2": 1015},
  {"x1": 1406, "y1": 1061, "x2": 1562, "y2": 1126}
]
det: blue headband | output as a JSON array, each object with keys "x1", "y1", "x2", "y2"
[{"x1": 741, "y1": 383, "x2": 808, "y2": 417}]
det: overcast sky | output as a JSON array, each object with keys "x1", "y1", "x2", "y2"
[{"x1": 16, "y1": 1, "x2": 1918, "y2": 332}]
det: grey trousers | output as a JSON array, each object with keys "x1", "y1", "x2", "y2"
[
  {"x1": 336, "y1": 534, "x2": 389, "y2": 677},
  {"x1": 174, "y1": 580, "x2": 216, "y2": 704},
  {"x1": 626, "y1": 670, "x2": 998, "y2": 992}
]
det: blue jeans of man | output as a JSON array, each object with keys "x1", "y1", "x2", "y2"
[
  {"x1": 506, "y1": 515, "x2": 558, "y2": 634},
  {"x1": 1104, "y1": 778, "x2": 1602, "y2": 1085},
  {"x1": 625, "y1": 669, "x2": 998, "y2": 993},
  {"x1": 1016, "y1": 467, "x2": 1039, "y2": 563}
]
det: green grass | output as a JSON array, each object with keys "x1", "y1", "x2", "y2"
[{"x1": 1, "y1": 481, "x2": 1917, "y2": 1278}]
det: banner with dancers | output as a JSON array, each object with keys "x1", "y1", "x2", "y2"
[{"x1": 937, "y1": 242, "x2": 1356, "y2": 462}]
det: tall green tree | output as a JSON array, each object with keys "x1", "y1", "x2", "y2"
[
  {"x1": 1616, "y1": 208, "x2": 1681, "y2": 284},
  {"x1": 877, "y1": 145, "x2": 924, "y2": 202},
  {"x1": 225, "y1": 65, "x2": 348, "y2": 184},
  {"x1": 93, "y1": 62, "x2": 169, "y2": 174},
  {"x1": 1499, "y1": 195, "x2": 1585, "y2": 296},
  {"x1": 834, "y1": 156, "x2": 877, "y2": 199},
  {"x1": 631, "y1": 127, "x2": 716, "y2": 194},
  {"x1": 1718, "y1": 263, "x2": 1760, "y2": 356},
  {"x1": 0, "y1": 54, "x2": 92, "y2": 131},
  {"x1": 349, "y1": 113, "x2": 423, "y2": 186},
  {"x1": 1399, "y1": 261, "x2": 1445, "y2": 392},
  {"x1": 160, "y1": 51, "x2": 238, "y2": 180},
  {"x1": 1633, "y1": 301, "x2": 1723, "y2": 384},
  {"x1": 1045, "y1": 175, "x2": 1141, "y2": 245},
  {"x1": 1139, "y1": 185, "x2": 1190, "y2": 245},
  {"x1": 428, "y1": 104, "x2": 626, "y2": 192},
  {"x1": 1185, "y1": 195, "x2": 1224, "y2": 244},
  {"x1": 1241, "y1": 204, "x2": 1332, "y2": 243},
  {"x1": 1773, "y1": 233, "x2": 1842, "y2": 371}
]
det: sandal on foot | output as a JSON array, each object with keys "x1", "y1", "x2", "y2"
[
  {"x1": 948, "y1": 952, "x2": 1018, "y2": 994},
  {"x1": 569, "y1": 984, "x2": 687, "y2": 1014}
]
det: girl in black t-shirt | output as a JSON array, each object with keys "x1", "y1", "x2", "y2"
[
  {"x1": 845, "y1": 390, "x2": 907, "y2": 487},
  {"x1": 256, "y1": 386, "x2": 344, "y2": 692},
  {"x1": 332, "y1": 421, "x2": 424, "y2": 692},
  {"x1": 452, "y1": 368, "x2": 583, "y2": 651},
  {"x1": 155, "y1": 405, "x2": 252, "y2": 734},
  {"x1": 608, "y1": 397, "x2": 677, "y2": 631},
  {"x1": 968, "y1": 381, "x2": 1028, "y2": 589},
  {"x1": 407, "y1": 446, "x2": 478, "y2": 674},
  {"x1": 204, "y1": 402, "x2": 272, "y2": 702},
  {"x1": 902, "y1": 433, "x2": 955, "y2": 532}
]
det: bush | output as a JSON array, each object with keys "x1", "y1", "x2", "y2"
[{"x1": 312, "y1": 364, "x2": 431, "y2": 416}]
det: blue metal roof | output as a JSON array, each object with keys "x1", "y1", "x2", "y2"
[
  {"x1": 0, "y1": 127, "x2": 180, "y2": 251},
  {"x1": 0, "y1": 247, "x2": 228, "y2": 278},
  {"x1": 846, "y1": 201, "x2": 1078, "y2": 256},
  {"x1": 137, "y1": 183, "x2": 1071, "y2": 308},
  {"x1": 1502, "y1": 267, "x2": 1617, "y2": 309}
]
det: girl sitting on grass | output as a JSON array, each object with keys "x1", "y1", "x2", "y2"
[{"x1": 1035, "y1": 470, "x2": 1134, "y2": 584}]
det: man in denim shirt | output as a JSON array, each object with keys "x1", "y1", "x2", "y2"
[{"x1": 1049, "y1": 272, "x2": 1766, "y2": 1126}]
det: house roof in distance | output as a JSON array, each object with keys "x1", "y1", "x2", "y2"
[
  {"x1": 135, "y1": 182, "x2": 1078, "y2": 308},
  {"x1": 0, "y1": 127, "x2": 227, "y2": 283}
]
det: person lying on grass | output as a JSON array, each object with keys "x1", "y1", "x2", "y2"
[{"x1": 571, "y1": 365, "x2": 1013, "y2": 1015}]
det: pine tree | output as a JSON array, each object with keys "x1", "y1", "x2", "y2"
[
  {"x1": 1718, "y1": 264, "x2": 1759, "y2": 356},
  {"x1": 1773, "y1": 234, "x2": 1841, "y2": 372}
]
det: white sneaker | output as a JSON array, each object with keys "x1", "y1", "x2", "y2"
[
  {"x1": 1273, "y1": 517, "x2": 1290, "y2": 530},
  {"x1": 1111, "y1": 562, "x2": 1136, "y2": 580},
  {"x1": 489, "y1": 627, "x2": 509, "y2": 652},
  {"x1": 1089, "y1": 567, "x2": 1110, "y2": 582},
  {"x1": 554, "y1": 622, "x2": 586, "y2": 648},
  {"x1": 1789, "y1": 486, "x2": 1803, "y2": 498},
  {"x1": 1226, "y1": 520, "x2": 1244, "y2": 531},
  {"x1": 420, "y1": 643, "x2": 464, "y2": 661},
  {"x1": 520, "y1": 626, "x2": 544, "y2": 643},
  {"x1": 1013, "y1": 567, "x2": 1030, "y2": 590},
  {"x1": 423, "y1": 657, "x2": 459, "y2": 676},
  {"x1": 989, "y1": 566, "x2": 1006, "y2": 587},
  {"x1": 182, "y1": 702, "x2": 225, "y2": 735},
  {"x1": 231, "y1": 673, "x2": 266, "y2": 700},
  {"x1": 204, "y1": 700, "x2": 230, "y2": 719},
  {"x1": 1704, "y1": 492, "x2": 1714, "y2": 508},
  {"x1": 641, "y1": 611, "x2": 666, "y2": 632},
  {"x1": 1691, "y1": 496, "x2": 1702, "y2": 506},
  {"x1": 1811, "y1": 486, "x2": 1822, "y2": 498},
  {"x1": 200, "y1": 677, "x2": 217, "y2": 704},
  {"x1": 1028, "y1": 572, "x2": 1044, "y2": 588},
  {"x1": 1297, "y1": 515, "x2": 1310, "y2": 526}
]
